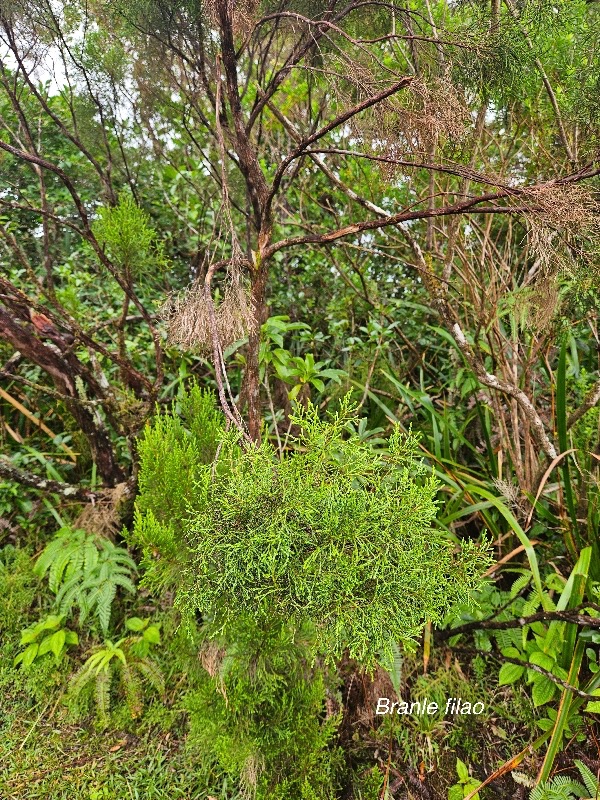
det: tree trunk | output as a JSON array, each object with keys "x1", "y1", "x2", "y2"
[{"x1": 245, "y1": 266, "x2": 269, "y2": 442}]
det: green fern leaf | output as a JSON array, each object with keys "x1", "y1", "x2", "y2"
[
  {"x1": 574, "y1": 761, "x2": 597, "y2": 798},
  {"x1": 135, "y1": 658, "x2": 165, "y2": 697},
  {"x1": 120, "y1": 663, "x2": 143, "y2": 718},
  {"x1": 95, "y1": 583, "x2": 117, "y2": 635},
  {"x1": 95, "y1": 666, "x2": 112, "y2": 723}
]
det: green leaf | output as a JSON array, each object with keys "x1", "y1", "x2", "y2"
[
  {"x1": 536, "y1": 717, "x2": 555, "y2": 732},
  {"x1": 532, "y1": 676, "x2": 557, "y2": 707},
  {"x1": 38, "y1": 635, "x2": 55, "y2": 656},
  {"x1": 501, "y1": 647, "x2": 524, "y2": 660},
  {"x1": 50, "y1": 629, "x2": 66, "y2": 660},
  {"x1": 21, "y1": 643, "x2": 39, "y2": 669},
  {"x1": 42, "y1": 614, "x2": 64, "y2": 630},
  {"x1": 125, "y1": 617, "x2": 148, "y2": 632},
  {"x1": 143, "y1": 625, "x2": 161, "y2": 644},
  {"x1": 448, "y1": 785, "x2": 463, "y2": 800},
  {"x1": 463, "y1": 780, "x2": 480, "y2": 799},
  {"x1": 530, "y1": 651, "x2": 555, "y2": 671},
  {"x1": 20, "y1": 625, "x2": 43, "y2": 645},
  {"x1": 499, "y1": 663, "x2": 525, "y2": 685},
  {"x1": 456, "y1": 758, "x2": 469, "y2": 783}
]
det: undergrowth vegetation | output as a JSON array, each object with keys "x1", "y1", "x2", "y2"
[{"x1": 2, "y1": 1, "x2": 600, "y2": 798}]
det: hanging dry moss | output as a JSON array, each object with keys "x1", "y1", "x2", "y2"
[
  {"x1": 522, "y1": 182, "x2": 597, "y2": 235},
  {"x1": 163, "y1": 263, "x2": 256, "y2": 354},
  {"x1": 346, "y1": 74, "x2": 470, "y2": 169},
  {"x1": 203, "y1": 0, "x2": 259, "y2": 38}
]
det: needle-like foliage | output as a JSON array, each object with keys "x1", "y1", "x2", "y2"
[{"x1": 175, "y1": 397, "x2": 489, "y2": 667}]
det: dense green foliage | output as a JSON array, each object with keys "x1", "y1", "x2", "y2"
[
  {"x1": 184, "y1": 614, "x2": 345, "y2": 800},
  {"x1": 175, "y1": 401, "x2": 487, "y2": 664},
  {"x1": 130, "y1": 386, "x2": 489, "y2": 793},
  {"x1": 2, "y1": 0, "x2": 600, "y2": 797}
]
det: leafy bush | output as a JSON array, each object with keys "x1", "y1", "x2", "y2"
[
  {"x1": 177, "y1": 399, "x2": 489, "y2": 667},
  {"x1": 184, "y1": 614, "x2": 344, "y2": 800},
  {"x1": 132, "y1": 383, "x2": 224, "y2": 591},
  {"x1": 131, "y1": 388, "x2": 490, "y2": 796},
  {"x1": 92, "y1": 191, "x2": 168, "y2": 278}
]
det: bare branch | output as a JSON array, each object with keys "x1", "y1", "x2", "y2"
[
  {"x1": 437, "y1": 607, "x2": 600, "y2": 640},
  {"x1": 0, "y1": 458, "x2": 99, "y2": 502},
  {"x1": 263, "y1": 77, "x2": 414, "y2": 231}
]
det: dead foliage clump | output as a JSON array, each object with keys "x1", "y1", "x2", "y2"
[
  {"x1": 516, "y1": 184, "x2": 599, "y2": 295},
  {"x1": 521, "y1": 182, "x2": 598, "y2": 235},
  {"x1": 198, "y1": 639, "x2": 227, "y2": 679},
  {"x1": 492, "y1": 478, "x2": 521, "y2": 509},
  {"x1": 240, "y1": 752, "x2": 265, "y2": 799},
  {"x1": 389, "y1": 76, "x2": 470, "y2": 152},
  {"x1": 73, "y1": 481, "x2": 131, "y2": 538},
  {"x1": 527, "y1": 274, "x2": 561, "y2": 333},
  {"x1": 163, "y1": 265, "x2": 255, "y2": 354},
  {"x1": 203, "y1": 0, "x2": 259, "y2": 38},
  {"x1": 347, "y1": 75, "x2": 470, "y2": 174}
]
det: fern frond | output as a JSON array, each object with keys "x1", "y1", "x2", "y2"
[
  {"x1": 135, "y1": 658, "x2": 165, "y2": 697},
  {"x1": 68, "y1": 657, "x2": 98, "y2": 699},
  {"x1": 56, "y1": 575, "x2": 85, "y2": 618},
  {"x1": 83, "y1": 539, "x2": 99, "y2": 576},
  {"x1": 48, "y1": 549, "x2": 71, "y2": 593},
  {"x1": 95, "y1": 666, "x2": 112, "y2": 723},
  {"x1": 112, "y1": 575, "x2": 136, "y2": 595},
  {"x1": 95, "y1": 583, "x2": 117, "y2": 635},
  {"x1": 34, "y1": 537, "x2": 64, "y2": 578},
  {"x1": 120, "y1": 663, "x2": 143, "y2": 718},
  {"x1": 574, "y1": 761, "x2": 597, "y2": 798}
]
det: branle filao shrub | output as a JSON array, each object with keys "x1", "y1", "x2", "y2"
[{"x1": 134, "y1": 389, "x2": 489, "y2": 669}]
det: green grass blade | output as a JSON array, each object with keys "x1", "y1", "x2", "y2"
[
  {"x1": 557, "y1": 340, "x2": 580, "y2": 552},
  {"x1": 462, "y1": 484, "x2": 547, "y2": 607},
  {"x1": 536, "y1": 637, "x2": 585, "y2": 786}
]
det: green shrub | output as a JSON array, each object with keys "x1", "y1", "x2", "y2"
[
  {"x1": 184, "y1": 614, "x2": 344, "y2": 800},
  {"x1": 177, "y1": 399, "x2": 489, "y2": 667},
  {"x1": 132, "y1": 383, "x2": 223, "y2": 591},
  {"x1": 133, "y1": 388, "x2": 489, "y2": 797}
]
